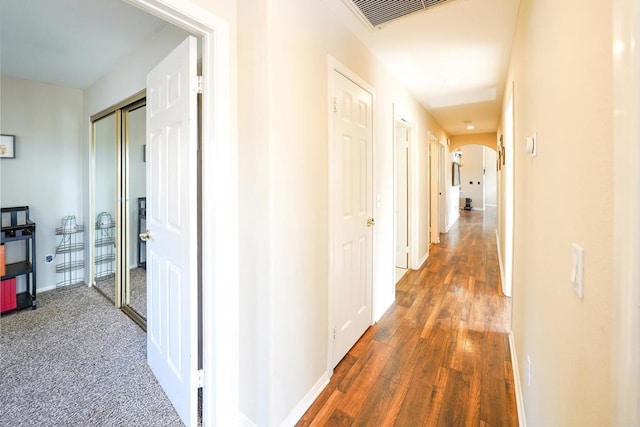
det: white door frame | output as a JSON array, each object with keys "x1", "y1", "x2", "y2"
[
  {"x1": 428, "y1": 132, "x2": 440, "y2": 245},
  {"x1": 613, "y1": 0, "x2": 640, "y2": 423},
  {"x1": 393, "y1": 114, "x2": 411, "y2": 271},
  {"x1": 124, "y1": 1, "x2": 237, "y2": 425},
  {"x1": 503, "y1": 86, "x2": 515, "y2": 298},
  {"x1": 438, "y1": 142, "x2": 446, "y2": 232},
  {"x1": 327, "y1": 56, "x2": 376, "y2": 373}
]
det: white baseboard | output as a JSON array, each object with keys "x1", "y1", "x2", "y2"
[
  {"x1": 509, "y1": 332, "x2": 527, "y2": 427},
  {"x1": 415, "y1": 252, "x2": 428, "y2": 269},
  {"x1": 37, "y1": 284, "x2": 57, "y2": 293},
  {"x1": 485, "y1": 203, "x2": 497, "y2": 207},
  {"x1": 238, "y1": 411, "x2": 257, "y2": 427},
  {"x1": 37, "y1": 281, "x2": 87, "y2": 294},
  {"x1": 445, "y1": 212, "x2": 460, "y2": 232},
  {"x1": 495, "y1": 230, "x2": 505, "y2": 294},
  {"x1": 280, "y1": 371, "x2": 330, "y2": 427}
]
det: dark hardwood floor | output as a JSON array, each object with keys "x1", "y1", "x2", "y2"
[{"x1": 297, "y1": 209, "x2": 518, "y2": 426}]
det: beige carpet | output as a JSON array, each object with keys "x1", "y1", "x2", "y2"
[{"x1": 0, "y1": 284, "x2": 183, "y2": 426}]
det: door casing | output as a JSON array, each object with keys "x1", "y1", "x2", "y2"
[
  {"x1": 124, "y1": 1, "x2": 237, "y2": 425},
  {"x1": 394, "y1": 118, "x2": 410, "y2": 270}
]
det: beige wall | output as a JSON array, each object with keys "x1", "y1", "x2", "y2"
[
  {"x1": 450, "y1": 132, "x2": 497, "y2": 150},
  {"x1": 237, "y1": 0, "x2": 447, "y2": 423},
  {"x1": 501, "y1": 0, "x2": 614, "y2": 425},
  {"x1": 458, "y1": 144, "x2": 485, "y2": 210}
]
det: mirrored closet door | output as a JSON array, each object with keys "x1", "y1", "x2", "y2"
[
  {"x1": 93, "y1": 113, "x2": 117, "y2": 302},
  {"x1": 91, "y1": 92, "x2": 147, "y2": 329}
]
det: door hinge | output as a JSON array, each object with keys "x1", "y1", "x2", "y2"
[
  {"x1": 333, "y1": 97, "x2": 338, "y2": 113},
  {"x1": 405, "y1": 246, "x2": 409, "y2": 254},
  {"x1": 333, "y1": 327, "x2": 337, "y2": 341},
  {"x1": 194, "y1": 75, "x2": 204, "y2": 94},
  {"x1": 197, "y1": 369, "x2": 204, "y2": 388}
]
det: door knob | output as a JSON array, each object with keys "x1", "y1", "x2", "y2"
[
  {"x1": 367, "y1": 218, "x2": 375, "y2": 227},
  {"x1": 139, "y1": 230, "x2": 152, "y2": 241}
]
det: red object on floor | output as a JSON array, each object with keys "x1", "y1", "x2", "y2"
[{"x1": 1, "y1": 278, "x2": 17, "y2": 313}]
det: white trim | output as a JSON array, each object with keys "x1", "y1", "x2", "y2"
[
  {"x1": 238, "y1": 412, "x2": 257, "y2": 427},
  {"x1": 445, "y1": 211, "x2": 460, "y2": 233},
  {"x1": 392, "y1": 108, "x2": 413, "y2": 273},
  {"x1": 444, "y1": 221, "x2": 455, "y2": 233},
  {"x1": 613, "y1": 0, "x2": 640, "y2": 423},
  {"x1": 509, "y1": 332, "x2": 527, "y2": 427},
  {"x1": 280, "y1": 372, "x2": 331, "y2": 427},
  {"x1": 428, "y1": 132, "x2": 440, "y2": 246},
  {"x1": 495, "y1": 229, "x2": 505, "y2": 292},
  {"x1": 416, "y1": 252, "x2": 428, "y2": 269},
  {"x1": 485, "y1": 203, "x2": 498, "y2": 207},
  {"x1": 125, "y1": 1, "x2": 238, "y2": 426},
  {"x1": 326, "y1": 55, "x2": 377, "y2": 373}
]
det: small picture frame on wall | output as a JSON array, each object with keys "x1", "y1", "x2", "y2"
[{"x1": 0, "y1": 134, "x2": 15, "y2": 159}]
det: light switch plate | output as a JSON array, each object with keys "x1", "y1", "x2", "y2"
[
  {"x1": 525, "y1": 132, "x2": 537, "y2": 157},
  {"x1": 571, "y1": 243, "x2": 584, "y2": 300}
]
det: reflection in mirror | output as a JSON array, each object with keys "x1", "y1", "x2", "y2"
[
  {"x1": 93, "y1": 113, "x2": 117, "y2": 302},
  {"x1": 125, "y1": 105, "x2": 147, "y2": 320}
]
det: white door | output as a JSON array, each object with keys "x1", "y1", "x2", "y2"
[
  {"x1": 331, "y1": 70, "x2": 374, "y2": 367},
  {"x1": 145, "y1": 36, "x2": 199, "y2": 426},
  {"x1": 438, "y1": 143, "x2": 446, "y2": 232},
  {"x1": 429, "y1": 139, "x2": 440, "y2": 244},
  {"x1": 395, "y1": 124, "x2": 409, "y2": 269}
]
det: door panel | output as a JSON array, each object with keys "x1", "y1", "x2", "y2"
[
  {"x1": 146, "y1": 36, "x2": 198, "y2": 426},
  {"x1": 332, "y1": 71, "x2": 373, "y2": 367},
  {"x1": 395, "y1": 124, "x2": 408, "y2": 269}
]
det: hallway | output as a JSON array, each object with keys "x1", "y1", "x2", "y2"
[{"x1": 297, "y1": 209, "x2": 517, "y2": 426}]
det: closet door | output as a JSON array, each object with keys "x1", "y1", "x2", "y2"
[
  {"x1": 122, "y1": 102, "x2": 147, "y2": 325},
  {"x1": 93, "y1": 113, "x2": 117, "y2": 302}
]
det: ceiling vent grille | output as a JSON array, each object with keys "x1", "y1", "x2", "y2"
[{"x1": 350, "y1": 0, "x2": 454, "y2": 28}]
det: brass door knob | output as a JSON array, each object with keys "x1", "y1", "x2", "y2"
[
  {"x1": 139, "y1": 230, "x2": 152, "y2": 241},
  {"x1": 367, "y1": 218, "x2": 375, "y2": 227}
]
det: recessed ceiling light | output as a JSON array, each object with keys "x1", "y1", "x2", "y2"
[{"x1": 467, "y1": 124, "x2": 475, "y2": 130}]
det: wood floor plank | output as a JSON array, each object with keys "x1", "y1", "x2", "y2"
[
  {"x1": 336, "y1": 341, "x2": 394, "y2": 418},
  {"x1": 350, "y1": 376, "x2": 404, "y2": 427},
  {"x1": 304, "y1": 389, "x2": 344, "y2": 427},
  {"x1": 297, "y1": 209, "x2": 518, "y2": 427},
  {"x1": 422, "y1": 366, "x2": 449, "y2": 426},
  {"x1": 437, "y1": 368, "x2": 470, "y2": 427}
]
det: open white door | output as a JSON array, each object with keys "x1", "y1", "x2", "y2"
[
  {"x1": 331, "y1": 70, "x2": 374, "y2": 367},
  {"x1": 394, "y1": 123, "x2": 409, "y2": 269},
  {"x1": 429, "y1": 136, "x2": 440, "y2": 244},
  {"x1": 438, "y1": 143, "x2": 446, "y2": 232},
  {"x1": 145, "y1": 36, "x2": 199, "y2": 426}
]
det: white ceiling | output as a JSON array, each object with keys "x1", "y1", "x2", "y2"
[
  {"x1": 1, "y1": 0, "x2": 520, "y2": 136},
  {"x1": 325, "y1": 0, "x2": 521, "y2": 135},
  {"x1": 0, "y1": 0, "x2": 169, "y2": 89}
]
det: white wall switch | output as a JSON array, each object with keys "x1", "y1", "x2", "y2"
[{"x1": 571, "y1": 243, "x2": 584, "y2": 300}]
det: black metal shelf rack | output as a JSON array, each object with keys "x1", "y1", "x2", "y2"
[{"x1": 1, "y1": 206, "x2": 37, "y2": 314}]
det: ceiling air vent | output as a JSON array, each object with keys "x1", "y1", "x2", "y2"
[{"x1": 348, "y1": 0, "x2": 454, "y2": 28}]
